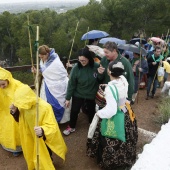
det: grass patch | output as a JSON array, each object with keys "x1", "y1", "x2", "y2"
[{"x1": 157, "y1": 96, "x2": 170, "y2": 125}]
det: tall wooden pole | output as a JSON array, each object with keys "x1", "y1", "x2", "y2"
[
  {"x1": 27, "y1": 15, "x2": 34, "y2": 72},
  {"x1": 67, "y1": 21, "x2": 79, "y2": 69},
  {"x1": 84, "y1": 26, "x2": 89, "y2": 47},
  {"x1": 35, "y1": 25, "x2": 39, "y2": 170}
]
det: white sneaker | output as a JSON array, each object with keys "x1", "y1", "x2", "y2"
[{"x1": 63, "y1": 126, "x2": 75, "y2": 135}]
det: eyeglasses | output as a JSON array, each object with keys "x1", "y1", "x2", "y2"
[{"x1": 78, "y1": 59, "x2": 87, "y2": 63}]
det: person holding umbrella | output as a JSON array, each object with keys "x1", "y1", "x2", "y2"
[
  {"x1": 81, "y1": 30, "x2": 109, "y2": 63},
  {"x1": 87, "y1": 38, "x2": 102, "y2": 63}
]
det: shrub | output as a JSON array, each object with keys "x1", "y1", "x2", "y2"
[
  {"x1": 12, "y1": 71, "x2": 34, "y2": 86},
  {"x1": 157, "y1": 96, "x2": 170, "y2": 124}
]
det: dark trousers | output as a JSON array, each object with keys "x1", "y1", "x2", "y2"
[
  {"x1": 134, "y1": 75, "x2": 143, "y2": 93},
  {"x1": 147, "y1": 76, "x2": 158, "y2": 95},
  {"x1": 43, "y1": 137, "x2": 52, "y2": 159},
  {"x1": 69, "y1": 96, "x2": 96, "y2": 128}
]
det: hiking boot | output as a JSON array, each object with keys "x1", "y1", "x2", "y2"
[
  {"x1": 145, "y1": 96, "x2": 149, "y2": 100},
  {"x1": 131, "y1": 100, "x2": 135, "y2": 105},
  {"x1": 13, "y1": 152, "x2": 22, "y2": 157},
  {"x1": 151, "y1": 94, "x2": 154, "y2": 98},
  {"x1": 63, "y1": 126, "x2": 75, "y2": 136}
]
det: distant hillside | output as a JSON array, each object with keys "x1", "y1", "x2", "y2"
[{"x1": 0, "y1": 1, "x2": 88, "y2": 14}]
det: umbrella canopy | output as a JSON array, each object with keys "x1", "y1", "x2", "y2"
[
  {"x1": 86, "y1": 45, "x2": 105, "y2": 58},
  {"x1": 81, "y1": 30, "x2": 109, "y2": 40},
  {"x1": 99, "y1": 37, "x2": 126, "y2": 45},
  {"x1": 129, "y1": 38, "x2": 147, "y2": 45},
  {"x1": 151, "y1": 37, "x2": 164, "y2": 43},
  {"x1": 118, "y1": 44, "x2": 147, "y2": 56}
]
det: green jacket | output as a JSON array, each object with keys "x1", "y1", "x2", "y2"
[
  {"x1": 66, "y1": 62, "x2": 99, "y2": 100},
  {"x1": 98, "y1": 54, "x2": 134, "y2": 100}
]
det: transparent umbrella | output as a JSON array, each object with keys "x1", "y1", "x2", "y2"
[
  {"x1": 118, "y1": 44, "x2": 147, "y2": 56},
  {"x1": 86, "y1": 45, "x2": 105, "y2": 58},
  {"x1": 99, "y1": 37, "x2": 126, "y2": 45}
]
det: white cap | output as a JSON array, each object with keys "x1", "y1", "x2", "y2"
[
  {"x1": 112, "y1": 62, "x2": 124, "y2": 70},
  {"x1": 135, "y1": 42, "x2": 139, "y2": 47},
  {"x1": 166, "y1": 57, "x2": 170, "y2": 61}
]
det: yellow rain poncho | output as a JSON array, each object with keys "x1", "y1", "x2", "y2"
[
  {"x1": 13, "y1": 84, "x2": 67, "y2": 170},
  {"x1": 163, "y1": 61, "x2": 170, "y2": 73},
  {"x1": 0, "y1": 67, "x2": 22, "y2": 151}
]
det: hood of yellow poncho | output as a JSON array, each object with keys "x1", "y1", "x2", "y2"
[
  {"x1": 0, "y1": 67, "x2": 12, "y2": 82},
  {"x1": 13, "y1": 84, "x2": 36, "y2": 110}
]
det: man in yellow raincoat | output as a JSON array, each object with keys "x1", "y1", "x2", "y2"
[
  {"x1": 0, "y1": 67, "x2": 22, "y2": 155},
  {"x1": 10, "y1": 84, "x2": 67, "y2": 170}
]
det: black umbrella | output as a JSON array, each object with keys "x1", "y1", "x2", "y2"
[
  {"x1": 118, "y1": 44, "x2": 147, "y2": 56},
  {"x1": 129, "y1": 38, "x2": 147, "y2": 45}
]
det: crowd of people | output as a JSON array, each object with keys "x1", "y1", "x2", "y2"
[{"x1": 0, "y1": 33, "x2": 170, "y2": 170}]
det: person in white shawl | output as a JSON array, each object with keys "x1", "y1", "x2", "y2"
[
  {"x1": 87, "y1": 61, "x2": 138, "y2": 170},
  {"x1": 32, "y1": 45, "x2": 69, "y2": 123},
  {"x1": 97, "y1": 65, "x2": 128, "y2": 119}
]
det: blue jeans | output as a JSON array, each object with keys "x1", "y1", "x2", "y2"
[{"x1": 147, "y1": 76, "x2": 158, "y2": 96}]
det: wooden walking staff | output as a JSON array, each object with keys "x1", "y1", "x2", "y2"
[
  {"x1": 67, "y1": 21, "x2": 79, "y2": 69},
  {"x1": 84, "y1": 26, "x2": 89, "y2": 47},
  {"x1": 165, "y1": 29, "x2": 169, "y2": 42},
  {"x1": 35, "y1": 25, "x2": 40, "y2": 170},
  {"x1": 136, "y1": 32, "x2": 143, "y2": 104},
  {"x1": 27, "y1": 15, "x2": 34, "y2": 76}
]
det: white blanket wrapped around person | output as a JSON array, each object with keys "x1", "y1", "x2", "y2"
[{"x1": 40, "y1": 49, "x2": 70, "y2": 123}]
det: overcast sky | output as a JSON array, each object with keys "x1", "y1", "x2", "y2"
[{"x1": 0, "y1": 0, "x2": 90, "y2": 3}]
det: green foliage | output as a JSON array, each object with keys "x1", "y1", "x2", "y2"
[
  {"x1": 0, "y1": 0, "x2": 169, "y2": 66},
  {"x1": 157, "y1": 97, "x2": 170, "y2": 125},
  {"x1": 12, "y1": 71, "x2": 34, "y2": 85}
]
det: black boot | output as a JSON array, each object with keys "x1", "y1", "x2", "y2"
[
  {"x1": 151, "y1": 94, "x2": 154, "y2": 98},
  {"x1": 145, "y1": 94, "x2": 149, "y2": 100}
]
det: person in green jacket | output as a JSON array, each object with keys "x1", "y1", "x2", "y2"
[
  {"x1": 97, "y1": 41, "x2": 134, "y2": 101},
  {"x1": 63, "y1": 47, "x2": 99, "y2": 135}
]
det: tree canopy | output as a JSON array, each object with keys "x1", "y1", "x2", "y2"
[{"x1": 0, "y1": 0, "x2": 169, "y2": 65}]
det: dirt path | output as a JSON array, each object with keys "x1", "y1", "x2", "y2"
[{"x1": 0, "y1": 88, "x2": 162, "y2": 170}]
